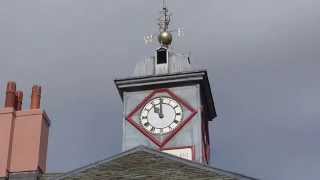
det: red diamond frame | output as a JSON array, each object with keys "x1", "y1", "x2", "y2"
[{"x1": 126, "y1": 88, "x2": 198, "y2": 148}]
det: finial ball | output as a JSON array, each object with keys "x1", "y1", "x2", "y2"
[{"x1": 158, "y1": 31, "x2": 172, "y2": 46}]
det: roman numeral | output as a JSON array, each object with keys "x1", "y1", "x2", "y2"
[
  {"x1": 173, "y1": 120, "x2": 179, "y2": 124},
  {"x1": 143, "y1": 122, "x2": 150, "y2": 126},
  {"x1": 176, "y1": 113, "x2": 181, "y2": 116}
]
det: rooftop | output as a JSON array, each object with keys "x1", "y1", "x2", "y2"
[{"x1": 52, "y1": 146, "x2": 257, "y2": 180}]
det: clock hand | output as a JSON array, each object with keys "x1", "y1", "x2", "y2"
[
  {"x1": 154, "y1": 105, "x2": 160, "y2": 113},
  {"x1": 159, "y1": 97, "x2": 164, "y2": 119}
]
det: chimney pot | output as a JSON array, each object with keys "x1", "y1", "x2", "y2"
[
  {"x1": 5, "y1": 81, "x2": 17, "y2": 108},
  {"x1": 15, "y1": 91, "x2": 23, "y2": 111},
  {"x1": 30, "y1": 85, "x2": 41, "y2": 109}
]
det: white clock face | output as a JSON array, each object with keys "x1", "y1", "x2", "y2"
[{"x1": 140, "y1": 96, "x2": 183, "y2": 134}]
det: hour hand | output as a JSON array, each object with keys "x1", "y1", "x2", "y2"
[
  {"x1": 154, "y1": 106, "x2": 160, "y2": 113},
  {"x1": 154, "y1": 105, "x2": 164, "y2": 118}
]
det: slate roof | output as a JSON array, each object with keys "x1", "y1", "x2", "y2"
[
  {"x1": 52, "y1": 146, "x2": 257, "y2": 180},
  {"x1": 41, "y1": 173, "x2": 63, "y2": 180}
]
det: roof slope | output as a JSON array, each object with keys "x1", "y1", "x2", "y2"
[
  {"x1": 41, "y1": 173, "x2": 64, "y2": 180},
  {"x1": 53, "y1": 146, "x2": 257, "y2": 180}
]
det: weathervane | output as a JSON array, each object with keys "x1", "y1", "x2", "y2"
[
  {"x1": 144, "y1": 0, "x2": 184, "y2": 47},
  {"x1": 158, "y1": 0, "x2": 170, "y2": 32}
]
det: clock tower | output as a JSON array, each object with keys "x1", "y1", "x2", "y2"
[{"x1": 114, "y1": 1, "x2": 216, "y2": 164}]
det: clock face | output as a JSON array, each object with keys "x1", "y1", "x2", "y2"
[{"x1": 140, "y1": 96, "x2": 183, "y2": 134}]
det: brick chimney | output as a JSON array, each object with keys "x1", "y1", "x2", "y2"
[
  {"x1": 0, "y1": 82, "x2": 16, "y2": 178},
  {"x1": 30, "y1": 85, "x2": 41, "y2": 109},
  {"x1": 15, "y1": 91, "x2": 23, "y2": 111},
  {"x1": 0, "y1": 82, "x2": 50, "y2": 179},
  {"x1": 4, "y1": 81, "x2": 16, "y2": 108}
]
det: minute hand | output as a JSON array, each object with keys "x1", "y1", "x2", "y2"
[{"x1": 159, "y1": 98, "x2": 164, "y2": 118}]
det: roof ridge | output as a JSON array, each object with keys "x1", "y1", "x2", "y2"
[
  {"x1": 53, "y1": 146, "x2": 258, "y2": 180},
  {"x1": 54, "y1": 146, "x2": 145, "y2": 179},
  {"x1": 135, "y1": 146, "x2": 258, "y2": 180}
]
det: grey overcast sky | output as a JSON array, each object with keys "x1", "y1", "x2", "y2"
[{"x1": 0, "y1": 0, "x2": 319, "y2": 179}]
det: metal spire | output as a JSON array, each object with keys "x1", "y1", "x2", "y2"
[{"x1": 158, "y1": 0, "x2": 171, "y2": 32}]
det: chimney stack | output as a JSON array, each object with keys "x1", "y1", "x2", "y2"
[
  {"x1": 30, "y1": 85, "x2": 41, "y2": 109},
  {"x1": 15, "y1": 91, "x2": 23, "y2": 111},
  {"x1": 4, "y1": 81, "x2": 16, "y2": 108},
  {"x1": 0, "y1": 82, "x2": 50, "y2": 179}
]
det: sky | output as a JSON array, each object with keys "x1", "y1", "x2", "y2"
[{"x1": 0, "y1": 0, "x2": 319, "y2": 179}]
